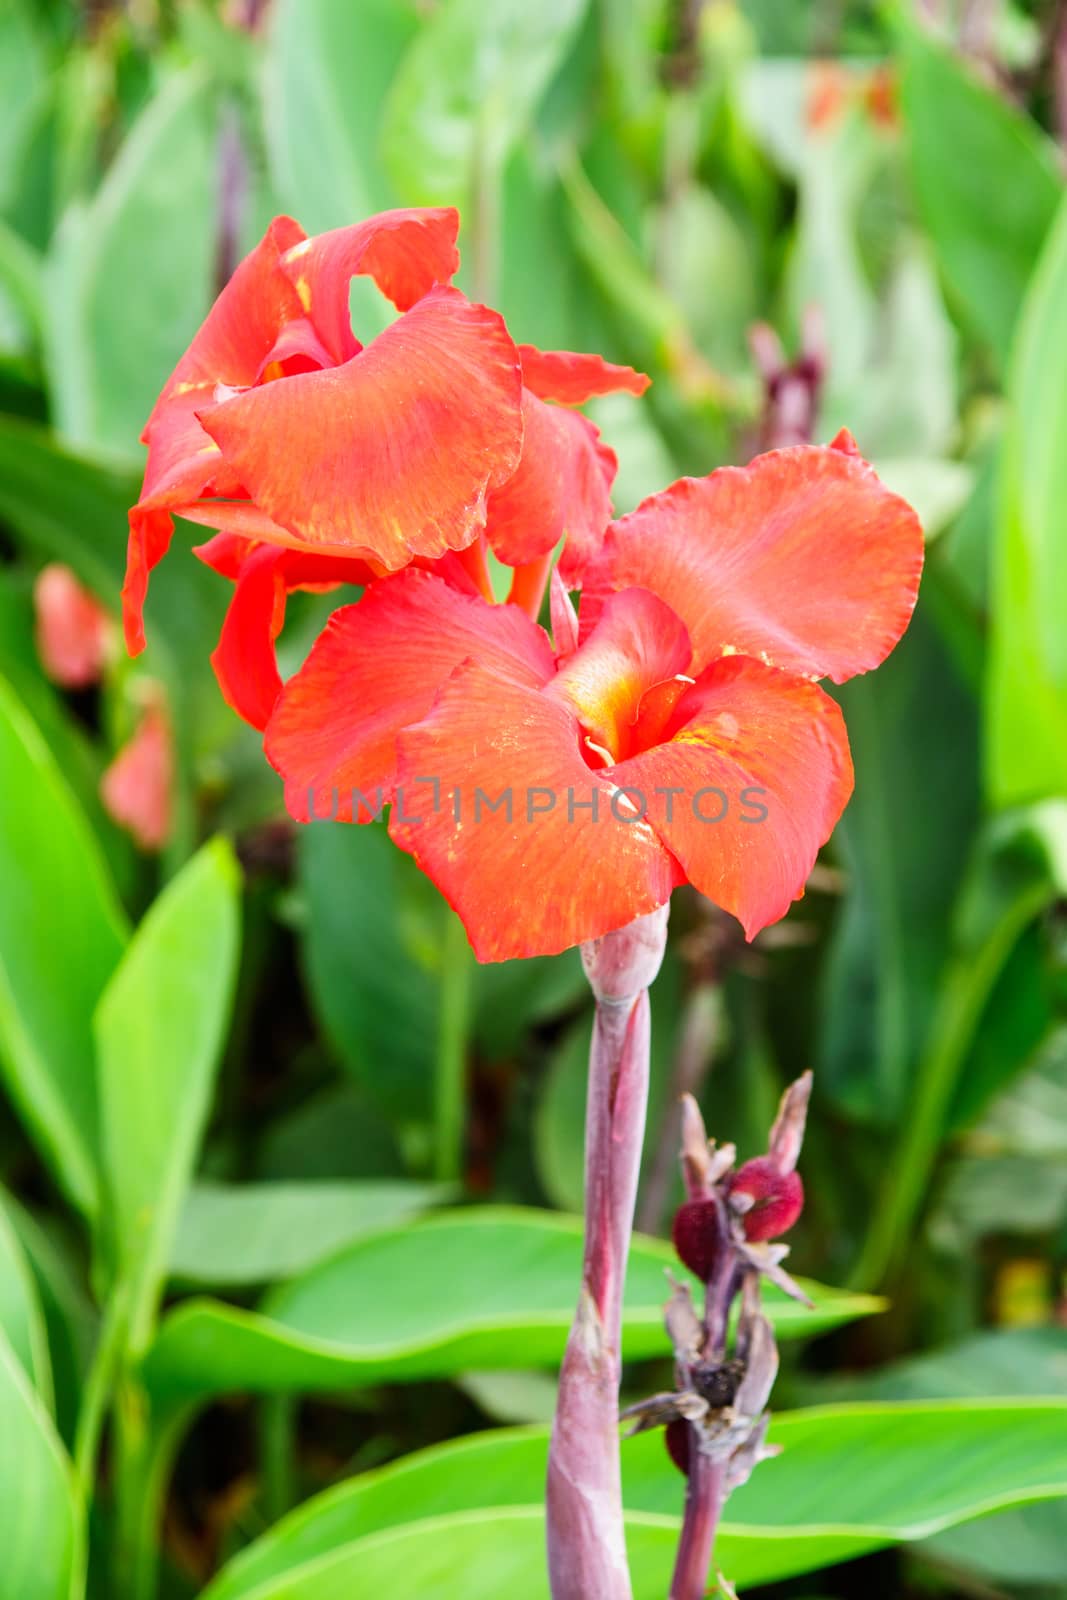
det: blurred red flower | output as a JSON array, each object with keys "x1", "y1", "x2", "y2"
[
  {"x1": 100, "y1": 694, "x2": 174, "y2": 852},
  {"x1": 126, "y1": 207, "x2": 646, "y2": 679},
  {"x1": 265, "y1": 434, "x2": 923, "y2": 961},
  {"x1": 33, "y1": 563, "x2": 112, "y2": 689}
]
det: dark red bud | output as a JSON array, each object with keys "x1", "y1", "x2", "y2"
[
  {"x1": 671, "y1": 1198, "x2": 723, "y2": 1281},
  {"x1": 665, "y1": 1418, "x2": 690, "y2": 1476},
  {"x1": 727, "y1": 1157, "x2": 804, "y2": 1241}
]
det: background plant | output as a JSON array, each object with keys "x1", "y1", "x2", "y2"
[{"x1": 0, "y1": 1, "x2": 1066, "y2": 1598}]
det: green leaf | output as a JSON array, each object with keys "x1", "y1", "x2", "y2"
[
  {"x1": 819, "y1": 607, "x2": 980, "y2": 1123},
  {"x1": 0, "y1": 1329, "x2": 77, "y2": 1600},
  {"x1": 43, "y1": 67, "x2": 216, "y2": 458},
  {"x1": 820, "y1": 1327, "x2": 1067, "y2": 1588},
  {"x1": 203, "y1": 1400, "x2": 1067, "y2": 1600},
  {"x1": 170, "y1": 1180, "x2": 448, "y2": 1287},
  {"x1": 0, "y1": 1195, "x2": 52, "y2": 1406},
  {"x1": 0, "y1": 676, "x2": 128, "y2": 1218},
  {"x1": 264, "y1": 0, "x2": 417, "y2": 233},
  {"x1": 899, "y1": 23, "x2": 1062, "y2": 370},
  {"x1": 381, "y1": 0, "x2": 588, "y2": 208},
  {"x1": 297, "y1": 821, "x2": 442, "y2": 1129},
  {"x1": 96, "y1": 838, "x2": 241, "y2": 1352},
  {"x1": 988, "y1": 192, "x2": 1067, "y2": 806},
  {"x1": 142, "y1": 1207, "x2": 880, "y2": 1401}
]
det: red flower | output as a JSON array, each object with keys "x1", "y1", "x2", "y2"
[
  {"x1": 126, "y1": 207, "x2": 646, "y2": 679},
  {"x1": 100, "y1": 693, "x2": 174, "y2": 852},
  {"x1": 34, "y1": 564, "x2": 112, "y2": 689},
  {"x1": 265, "y1": 435, "x2": 922, "y2": 961}
]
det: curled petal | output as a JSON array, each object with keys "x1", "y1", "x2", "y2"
[
  {"x1": 546, "y1": 588, "x2": 691, "y2": 760},
  {"x1": 200, "y1": 288, "x2": 524, "y2": 569},
  {"x1": 390, "y1": 663, "x2": 676, "y2": 962},
  {"x1": 583, "y1": 442, "x2": 924, "y2": 683},
  {"x1": 281, "y1": 208, "x2": 461, "y2": 363},
  {"x1": 610, "y1": 655, "x2": 854, "y2": 938},
  {"x1": 266, "y1": 569, "x2": 554, "y2": 822},
  {"x1": 519, "y1": 346, "x2": 651, "y2": 404},
  {"x1": 485, "y1": 393, "x2": 616, "y2": 578}
]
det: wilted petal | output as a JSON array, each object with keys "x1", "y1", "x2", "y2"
[
  {"x1": 519, "y1": 346, "x2": 650, "y2": 404},
  {"x1": 100, "y1": 698, "x2": 174, "y2": 851}
]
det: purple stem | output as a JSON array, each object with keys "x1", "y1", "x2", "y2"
[{"x1": 546, "y1": 906, "x2": 669, "y2": 1600}]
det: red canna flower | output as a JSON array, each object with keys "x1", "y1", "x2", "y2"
[
  {"x1": 33, "y1": 563, "x2": 112, "y2": 689},
  {"x1": 265, "y1": 433, "x2": 922, "y2": 961},
  {"x1": 100, "y1": 692, "x2": 174, "y2": 852},
  {"x1": 126, "y1": 206, "x2": 646, "y2": 685}
]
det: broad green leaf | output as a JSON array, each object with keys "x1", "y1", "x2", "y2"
[
  {"x1": 297, "y1": 821, "x2": 442, "y2": 1129},
  {"x1": 142, "y1": 1207, "x2": 880, "y2": 1401},
  {"x1": 0, "y1": 3, "x2": 49, "y2": 218},
  {"x1": 264, "y1": 0, "x2": 416, "y2": 233},
  {"x1": 899, "y1": 22, "x2": 1062, "y2": 370},
  {"x1": 96, "y1": 838, "x2": 241, "y2": 1351},
  {"x1": 381, "y1": 0, "x2": 588, "y2": 209},
  {"x1": 820, "y1": 607, "x2": 979, "y2": 1123},
  {"x1": 0, "y1": 1197, "x2": 51, "y2": 1406},
  {"x1": 820, "y1": 1327, "x2": 1067, "y2": 1588},
  {"x1": 44, "y1": 67, "x2": 216, "y2": 458},
  {"x1": 1, "y1": 1193, "x2": 94, "y2": 1446},
  {"x1": 0, "y1": 676, "x2": 128, "y2": 1217},
  {"x1": 988, "y1": 193, "x2": 1067, "y2": 806},
  {"x1": 170, "y1": 1180, "x2": 447, "y2": 1286},
  {"x1": 203, "y1": 1401, "x2": 1067, "y2": 1600},
  {"x1": 0, "y1": 1330, "x2": 77, "y2": 1600}
]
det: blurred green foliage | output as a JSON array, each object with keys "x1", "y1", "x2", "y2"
[{"x1": 0, "y1": 1, "x2": 1066, "y2": 1597}]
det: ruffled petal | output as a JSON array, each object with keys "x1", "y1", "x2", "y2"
[
  {"x1": 280, "y1": 208, "x2": 460, "y2": 363},
  {"x1": 518, "y1": 346, "x2": 651, "y2": 404},
  {"x1": 610, "y1": 655, "x2": 854, "y2": 939},
  {"x1": 266, "y1": 568, "x2": 554, "y2": 822},
  {"x1": 199, "y1": 287, "x2": 524, "y2": 569},
  {"x1": 546, "y1": 588, "x2": 691, "y2": 761},
  {"x1": 484, "y1": 393, "x2": 616, "y2": 578},
  {"x1": 389, "y1": 662, "x2": 676, "y2": 961},
  {"x1": 583, "y1": 440, "x2": 924, "y2": 684}
]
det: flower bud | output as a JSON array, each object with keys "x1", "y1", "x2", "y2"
[
  {"x1": 671, "y1": 1197, "x2": 723, "y2": 1282},
  {"x1": 727, "y1": 1157, "x2": 804, "y2": 1241}
]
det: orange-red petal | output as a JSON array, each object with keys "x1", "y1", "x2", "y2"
[
  {"x1": 389, "y1": 662, "x2": 675, "y2": 962},
  {"x1": 583, "y1": 441, "x2": 924, "y2": 684},
  {"x1": 279, "y1": 208, "x2": 461, "y2": 363},
  {"x1": 610, "y1": 655, "x2": 854, "y2": 938},
  {"x1": 143, "y1": 215, "x2": 307, "y2": 441},
  {"x1": 265, "y1": 568, "x2": 554, "y2": 822},
  {"x1": 199, "y1": 287, "x2": 524, "y2": 569},
  {"x1": 518, "y1": 346, "x2": 651, "y2": 404},
  {"x1": 484, "y1": 392, "x2": 616, "y2": 578}
]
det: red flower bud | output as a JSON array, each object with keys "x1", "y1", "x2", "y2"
[
  {"x1": 671, "y1": 1198, "x2": 723, "y2": 1282},
  {"x1": 727, "y1": 1157, "x2": 804, "y2": 1241},
  {"x1": 665, "y1": 1418, "x2": 690, "y2": 1476}
]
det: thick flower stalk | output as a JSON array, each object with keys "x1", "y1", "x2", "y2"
[{"x1": 546, "y1": 905, "x2": 669, "y2": 1600}]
